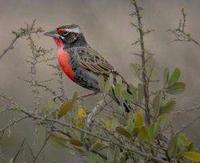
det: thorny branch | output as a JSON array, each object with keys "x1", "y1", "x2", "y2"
[
  {"x1": 0, "y1": 20, "x2": 43, "y2": 60},
  {"x1": 19, "y1": 108, "x2": 165, "y2": 163},
  {"x1": 0, "y1": 92, "x2": 166, "y2": 162},
  {"x1": 130, "y1": 0, "x2": 151, "y2": 125},
  {"x1": 168, "y1": 8, "x2": 200, "y2": 47}
]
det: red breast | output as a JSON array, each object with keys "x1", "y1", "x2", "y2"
[{"x1": 54, "y1": 38, "x2": 75, "y2": 81}]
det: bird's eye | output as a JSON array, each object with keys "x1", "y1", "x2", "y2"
[
  {"x1": 57, "y1": 28, "x2": 68, "y2": 36},
  {"x1": 62, "y1": 31, "x2": 69, "y2": 36}
]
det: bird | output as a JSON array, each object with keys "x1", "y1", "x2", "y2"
[{"x1": 44, "y1": 24, "x2": 132, "y2": 112}]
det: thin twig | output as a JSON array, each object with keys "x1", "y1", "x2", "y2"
[
  {"x1": 0, "y1": 36, "x2": 19, "y2": 60},
  {"x1": 13, "y1": 138, "x2": 26, "y2": 163},
  {"x1": 0, "y1": 116, "x2": 28, "y2": 134},
  {"x1": 32, "y1": 134, "x2": 50, "y2": 163}
]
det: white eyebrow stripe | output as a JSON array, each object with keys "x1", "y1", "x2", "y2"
[{"x1": 66, "y1": 27, "x2": 80, "y2": 33}]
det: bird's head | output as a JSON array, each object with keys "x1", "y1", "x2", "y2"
[{"x1": 44, "y1": 24, "x2": 87, "y2": 48}]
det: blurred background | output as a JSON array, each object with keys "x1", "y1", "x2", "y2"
[{"x1": 0, "y1": 0, "x2": 200, "y2": 162}]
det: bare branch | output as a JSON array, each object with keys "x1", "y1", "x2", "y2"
[
  {"x1": 13, "y1": 138, "x2": 26, "y2": 163},
  {"x1": 169, "y1": 8, "x2": 200, "y2": 47},
  {"x1": 32, "y1": 134, "x2": 50, "y2": 163},
  {"x1": 0, "y1": 20, "x2": 43, "y2": 60}
]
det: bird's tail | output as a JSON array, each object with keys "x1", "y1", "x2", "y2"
[{"x1": 109, "y1": 71, "x2": 133, "y2": 112}]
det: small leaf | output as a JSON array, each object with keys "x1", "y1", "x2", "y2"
[
  {"x1": 159, "y1": 100, "x2": 176, "y2": 115},
  {"x1": 88, "y1": 152, "x2": 99, "y2": 162},
  {"x1": 163, "y1": 68, "x2": 170, "y2": 85},
  {"x1": 168, "y1": 68, "x2": 181, "y2": 86},
  {"x1": 122, "y1": 90, "x2": 134, "y2": 104},
  {"x1": 127, "y1": 112, "x2": 135, "y2": 135},
  {"x1": 104, "y1": 119, "x2": 113, "y2": 130},
  {"x1": 166, "y1": 82, "x2": 186, "y2": 95},
  {"x1": 157, "y1": 114, "x2": 169, "y2": 130},
  {"x1": 113, "y1": 83, "x2": 122, "y2": 98},
  {"x1": 167, "y1": 133, "x2": 193, "y2": 158},
  {"x1": 167, "y1": 134, "x2": 179, "y2": 158},
  {"x1": 111, "y1": 118, "x2": 119, "y2": 130},
  {"x1": 90, "y1": 141, "x2": 106, "y2": 152},
  {"x1": 69, "y1": 138, "x2": 83, "y2": 147},
  {"x1": 148, "y1": 122, "x2": 158, "y2": 141},
  {"x1": 57, "y1": 92, "x2": 78, "y2": 118},
  {"x1": 138, "y1": 126, "x2": 149, "y2": 142},
  {"x1": 183, "y1": 151, "x2": 200, "y2": 162},
  {"x1": 77, "y1": 106, "x2": 87, "y2": 119},
  {"x1": 130, "y1": 63, "x2": 141, "y2": 78},
  {"x1": 134, "y1": 111, "x2": 144, "y2": 129},
  {"x1": 49, "y1": 132, "x2": 68, "y2": 148},
  {"x1": 128, "y1": 84, "x2": 137, "y2": 97},
  {"x1": 116, "y1": 126, "x2": 131, "y2": 138},
  {"x1": 152, "y1": 92, "x2": 161, "y2": 118}
]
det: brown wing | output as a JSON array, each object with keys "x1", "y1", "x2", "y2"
[{"x1": 76, "y1": 46, "x2": 114, "y2": 75}]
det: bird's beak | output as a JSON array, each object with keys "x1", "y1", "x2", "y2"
[{"x1": 44, "y1": 30, "x2": 59, "y2": 38}]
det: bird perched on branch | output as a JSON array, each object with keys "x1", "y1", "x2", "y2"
[{"x1": 44, "y1": 24, "x2": 132, "y2": 112}]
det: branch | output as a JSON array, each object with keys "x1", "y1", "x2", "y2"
[
  {"x1": 32, "y1": 134, "x2": 50, "y2": 163},
  {"x1": 17, "y1": 108, "x2": 165, "y2": 163},
  {"x1": 0, "y1": 116, "x2": 28, "y2": 135},
  {"x1": 131, "y1": 0, "x2": 151, "y2": 125},
  {"x1": 13, "y1": 138, "x2": 26, "y2": 163},
  {"x1": 0, "y1": 35, "x2": 19, "y2": 60},
  {"x1": 168, "y1": 8, "x2": 200, "y2": 47},
  {"x1": 0, "y1": 20, "x2": 43, "y2": 60},
  {"x1": 86, "y1": 96, "x2": 111, "y2": 127}
]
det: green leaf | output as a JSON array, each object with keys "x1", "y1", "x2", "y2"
[
  {"x1": 146, "y1": 55, "x2": 157, "y2": 79},
  {"x1": 90, "y1": 141, "x2": 106, "y2": 152},
  {"x1": 167, "y1": 134, "x2": 179, "y2": 158},
  {"x1": 134, "y1": 111, "x2": 144, "y2": 129},
  {"x1": 152, "y1": 92, "x2": 161, "y2": 118},
  {"x1": 49, "y1": 132, "x2": 68, "y2": 148},
  {"x1": 138, "y1": 126, "x2": 149, "y2": 142},
  {"x1": 157, "y1": 114, "x2": 169, "y2": 130},
  {"x1": 104, "y1": 119, "x2": 113, "y2": 130},
  {"x1": 127, "y1": 112, "x2": 135, "y2": 135},
  {"x1": 166, "y1": 82, "x2": 186, "y2": 95},
  {"x1": 113, "y1": 83, "x2": 122, "y2": 98},
  {"x1": 111, "y1": 118, "x2": 119, "y2": 130},
  {"x1": 88, "y1": 152, "x2": 99, "y2": 162},
  {"x1": 183, "y1": 151, "x2": 200, "y2": 162},
  {"x1": 69, "y1": 138, "x2": 83, "y2": 147},
  {"x1": 122, "y1": 90, "x2": 134, "y2": 104},
  {"x1": 159, "y1": 100, "x2": 176, "y2": 115},
  {"x1": 57, "y1": 92, "x2": 78, "y2": 119},
  {"x1": 163, "y1": 68, "x2": 170, "y2": 85},
  {"x1": 168, "y1": 68, "x2": 181, "y2": 86},
  {"x1": 130, "y1": 63, "x2": 141, "y2": 78},
  {"x1": 116, "y1": 126, "x2": 131, "y2": 138},
  {"x1": 148, "y1": 122, "x2": 158, "y2": 141},
  {"x1": 41, "y1": 100, "x2": 59, "y2": 116},
  {"x1": 167, "y1": 133, "x2": 193, "y2": 158},
  {"x1": 128, "y1": 84, "x2": 137, "y2": 96}
]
